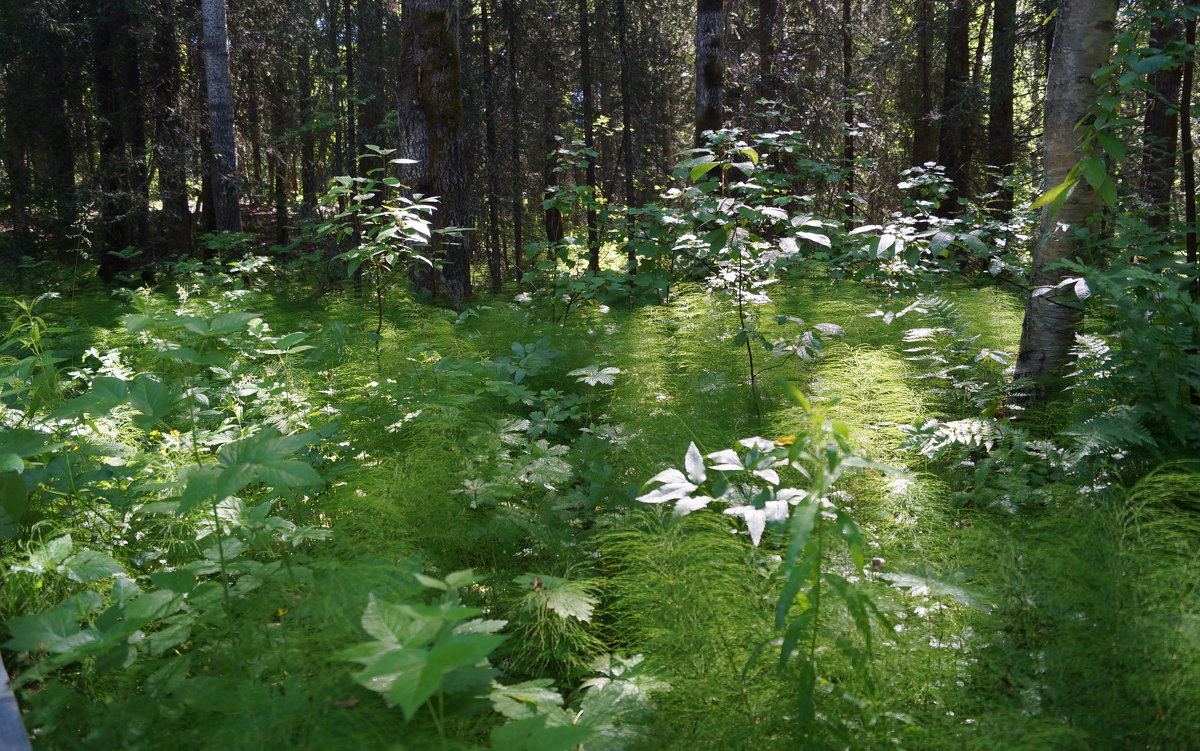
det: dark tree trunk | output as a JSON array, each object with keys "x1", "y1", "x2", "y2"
[
  {"x1": 357, "y1": 0, "x2": 389, "y2": 152},
  {"x1": 1183, "y1": 16, "x2": 1197, "y2": 276},
  {"x1": 987, "y1": 0, "x2": 1017, "y2": 214},
  {"x1": 755, "y1": 0, "x2": 780, "y2": 103},
  {"x1": 93, "y1": 0, "x2": 151, "y2": 283},
  {"x1": 618, "y1": 0, "x2": 637, "y2": 272},
  {"x1": 911, "y1": 0, "x2": 936, "y2": 166},
  {"x1": 397, "y1": 0, "x2": 472, "y2": 304},
  {"x1": 841, "y1": 0, "x2": 854, "y2": 229},
  {"x1": 298, "y1": 44, "x2": 318, "y2": 213},
  {"x1": 580, "y1": 0, "x2": 599, "y2": 272},
  {"x1": 482, "y1": 0, "x2": 503, "y2": 293},
  {"x1": 936, "y1": 0, "x2": 974, "y2": 216},
  {"x1": 150, "y1": 6, "x2": 194, "y2": 255},
  {"x1": 695, "y1": 0, "x2": 725, "y2": 145},
  {"x1": 503, "y1": 0, "x2": 525, "y2": 281},
  {"x1": 1140, "y1": 9, "x2": 1183, "y2": 232},
  {"x1": 343, "y1": 0, "x2": 357, "y2": 169},
  {"x1": 41, "y1": 34, "x2": 78, "y2": 247},
  {"x1": 201, "y1": 0, "x2": 243, "y2": 233}
]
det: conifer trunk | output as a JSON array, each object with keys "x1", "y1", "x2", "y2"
[
  {"x1": 987, "y1": 0, "x2": 1017, "y2": 214},
  {"x1": 397, "y1": 0, "x2": 472, "y2": 304},
  {"x1": 201, "y1": 0, "x2": 242, "y2": 233},
  {"x1": 695, "y1": 0, "x2": 726, "y2": 145},
  {"x1": 1140, "y1": 9, "x2": 1183, "y2": 232}
]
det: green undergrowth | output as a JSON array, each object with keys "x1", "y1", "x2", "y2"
[{"x1": 3, "y1": 274, "x2": 1198, "y2": 750}]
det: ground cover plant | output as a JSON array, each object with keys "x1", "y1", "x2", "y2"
[{"x1": 4, "y1": 1, "x2": 1200, "y2": 746}]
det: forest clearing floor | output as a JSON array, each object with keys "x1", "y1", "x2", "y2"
[{"x1": 5, "y1": 273, "x2": 1199, "y2": 750}]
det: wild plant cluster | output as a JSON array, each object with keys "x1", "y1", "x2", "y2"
[{"x1": 1, "y1": 125, "x2": 1199, "y2": 751}]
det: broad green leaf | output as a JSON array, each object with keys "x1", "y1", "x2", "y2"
[
  {"x1": 0, "y1": 453, "x2": 22, "y2": 473},
  {"x1": 128, "y1": 377, "x2": 173, "y2": 430},
  {"x1": 48, "y1": 377, "x2": 129, "y2": 420},
  {"x1": 1079, "y1": 156, "x2": 1108, "y2": 192},
  {"x1": 740, "y1": 147, "x2": 760, "y2": 165},
  {"x1": 490, "y1": 714, "x2": 591, "y2": 751},
  {"x1": 689, "y1": 162, "x2": 719, "y2": 182},
  {"x1": 61, "y1": 550, "x2": 126, "y2": 583},
  {"x1": 1096, "y1": 132, "x2": 1126, "y2": 161},
  {"x1": 490, "y1": 679, "x2": 565, "y2": 720},
  {"x1": 4, "y1": 591, "x2": 103, "y2": 653},
  {"x1": 1030, "y1": 176, "x2": 1075, "y2": 210},
  {"x1": 208, "y1": 312, "x2": 261, "y2": 335},
  {"x1": 0, "y1": 470, "x2": 26, "y2": 523},
  {"x1": 255, "y1": 460, "x2": 320, "y2": 488},
  {"x1": 1132, "y1": 53, "x2": 1173, "y2": 75}
]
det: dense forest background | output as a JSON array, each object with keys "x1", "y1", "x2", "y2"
[{"x1": 2, "y1": 0, "x2": 1200, "y2": 749}]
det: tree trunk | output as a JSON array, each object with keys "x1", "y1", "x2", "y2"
[
  {"x1": 201, "y1": 0, "x2": 243, "y2": 233},
  {"x1": 1183, "y1": 16, "x2": 1197, "y2": 277},
  {"x1": 755, "y1": 0, "x2": 779, "y2": 103},
  {"x1": 936, "y1": 0, "x2": 973, "y2": 215},
  {"x1": 93, "y1": 0, "x2": 150, "y2": 283},
  {"x1": 695, "y1": 0, "x2": 725, "y2": 145},
  {"x1": 397, "y1": 0, "x2": 472, "y2": 304},
  {"x1": 503, "y1": 0, "x2": 525, "y2": 281},
  {"x1": 911, "y1": 0, "x2": 936, "y2": 166},
  {"x1": 580, "y1": 0, "x2": 600, "y2": 272},
  {"x1": 482, "y1": 0, "x2": 503, "y2": 293},
  {"x1": 987, "y1": 0, "x2": 1017, "y2": 214},
  {"x1": 150, "y1": 6, "x2": 194, "y2": 255},
  {"x1": 1140, "y1": 8, "x2": 1183, "y2": 232},
  {"x1": 618, "y1": 0, "x2": 637, "y2": 272},
  {"x1": 841, "y1": 0, "x2": 854, "y2": 229},
  {"x1": 357, "y1": 0, "x2": 389, "y2": 152},
  {"x1": 1012, "y1": 0, "x2": 1118, "y2": 400}
]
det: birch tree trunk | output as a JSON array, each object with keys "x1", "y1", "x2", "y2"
[
  {"x1": 1012, "y1": 0, "x2": 1118, "y2": 400},
  {"x1": 695, "y1": 0, "x2": 725, "y2": 145},
  {"x1": 201, "y1": 0, "x2": 242, "y2": 233}
]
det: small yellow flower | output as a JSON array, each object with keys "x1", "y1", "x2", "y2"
[
  {"x1": 774, "y1": 435, "x2": 797, "y2": 447},
  {"x1": 150, "y1": 430, "x2": 159, "y2": 436},
  {"x1": 170, "y1": 429, "x2": 181, "y2": 437}
]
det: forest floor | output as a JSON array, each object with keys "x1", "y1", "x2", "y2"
[{"x1": 4, "y1": 269, "x2": 1199, "y2": 750}]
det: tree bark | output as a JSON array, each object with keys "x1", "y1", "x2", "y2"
[
  {"x1": 503, "y1": 0, "x2": 525, "y2": 281},
  {"x1": 618, "y1": 0, "x2": 637, "y2": 272},
  {"x1": 150, "y1": 5, "x2": 194, "y2": 255},
  {"x1": 936, "y1": 0, "x2": 974, "y2": 216},
  {"x1": 755, "y1": 0, "x2": 779, "y2": 103},
  {"x1": 695, "y1": 0, "x2": 726, "y2": 145},
  {"x1": 580, "y1": 0, "x2": 600, "y2": 272},
  {"x1": 841, "y1": 0, "x2": 854, "y2": 229},
  {"x1": 1140, "y1": 8, "x2": 1183, "y2": 232},
  {"x1": 201, "y1": 0, "x2": 243, "y2": 233},
  {"x1": 482, "y1": 0, "x2": 503, "y2": 293},
  {"x1": 987, "y1": 0, "x2": 1017, "y2": 214},
  {"x1": 911, "y1": 0, "x2": 936, "y2": 166},
  {"x1": 93, "y1": 0, "x2": 151, "y2": 282},
  {"x1": 397, "y1": 0, "x2": 472, "y2": 304},
  {"x1": 1183, "y1": 16, "x2": 1197, "y2": 276},
  {"x1": 1012, "y1": 0, "x2": 1118, "y2": 400}
]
